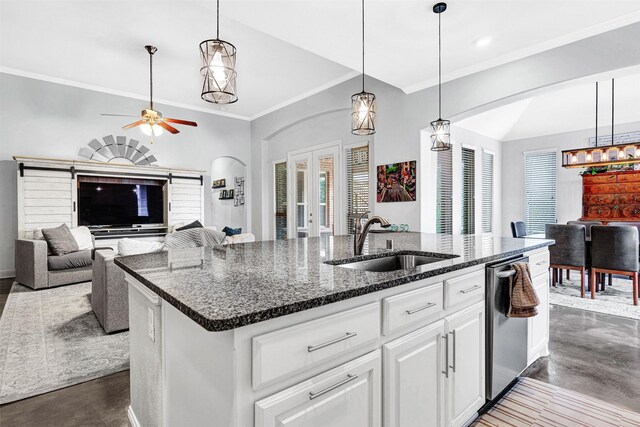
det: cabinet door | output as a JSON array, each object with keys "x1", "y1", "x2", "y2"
[
  {"x1": 168, "y1": 178, "x2": 204, "y2": 226},
  {"x1": 383, "y1": 320, "x2": 446, "y2": 427},
  {"x1": 528, "y1": 273, "x2": 550, "y2": 364},
  {"x1": 445, "y1": 302, "x2": 485, "y2": 427},
  {"x1": 255, "y1": 350, "x2": 380, "y2": 427}
]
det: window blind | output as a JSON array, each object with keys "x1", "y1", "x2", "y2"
[
  {"x1": 274, "y1": 162, "x2": 287, "y2": 240},
  {"x1": 482, "y1": 152, "x2": 494, "y2": 233},
  {"x1": 346, "y1": 145, "x2": 369, "y2": 234},
  {"x1": 461, "y1": 147, "x2": 475, "y2": 235},
  {"x1": 436, "y1": 149, "x2": 453, "y2": 234},
  {"x1": 524, "y1": 151, "x2": 557, "y2": 234}
]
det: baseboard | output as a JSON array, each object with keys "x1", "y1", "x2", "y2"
[
  {"x1": 0, "y1": 270, "x2": 15, "y2": 279},
  {"x1": 127, "y1": 406, "x2": 141, "y2": 427}
]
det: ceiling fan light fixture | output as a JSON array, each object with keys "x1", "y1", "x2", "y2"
[
  {"x1": 200, "y1": 0, "x2": 238, "y2": 104},
  {"x1": 351, "y1": 0, "x2": 376, "y2": 135},
  {"x1": 140, "y1": 122, "x2": 164, "y2": 137}
]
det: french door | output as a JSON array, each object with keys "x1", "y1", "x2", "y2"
[{"x1": 288, "y1": 145, "x2": 340, "y2": 239}]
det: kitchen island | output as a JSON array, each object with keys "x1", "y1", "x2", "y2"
[{"x1": 115, "y1": 233, "x2": 553, "y2": 427}]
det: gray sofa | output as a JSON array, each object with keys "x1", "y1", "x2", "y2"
[
  {"x1": 15, "y1": 238, "x2": 93, "y2": 289},
  {"x1": 91, "y1": 249, "x2": 128, "y2": 333}
]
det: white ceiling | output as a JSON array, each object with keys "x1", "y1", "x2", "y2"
[
  {"x1": 2, "y1": 1, "x2": 640, "y2": 120},
  {"x1": 455, "y1": 70, "x2": 640, "y2": 142}
]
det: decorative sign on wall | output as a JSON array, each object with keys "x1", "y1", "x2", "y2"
[
  {"x1": 376, "y1": 160, "x2": 417, "y2": 203},
  {"x1": 234, "y1": 176, "x2": 245, "y2": 207},
  {"x1": 78, "y1": 135, "x2": 158, "y2": 165},
  {"x1": 212, "y1": 178, "x2": 226, "y2": 189},
  {"x1": 588, "y1": 131, "x2": 640, "y2": 147}
]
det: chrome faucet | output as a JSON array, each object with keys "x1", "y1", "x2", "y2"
[{"x1": 354, "y1": 211, "x2": 391, "y2": 256}]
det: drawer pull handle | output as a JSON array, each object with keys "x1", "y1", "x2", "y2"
[
  {"x1": 459, "y1": 285, "x2": 482, "y2": 294},
  {"x1": 536, "y1": 261, "x2": 547, "y2": 266},
  {"x1": 307, "y1": 332, "x2": 358, "y2": 353},
  {"x1": 442, "y1": 334, "x2": 449, "y2": 378},
  {"x1": 449, "y1": 330, "x2": 456, "y2": 372},
  {"x1": 406, "y1": 302, "x2": 437, "y2": 315},
  {"x1": 309, "y1": 374, "x2": 359, "y2": 400}
]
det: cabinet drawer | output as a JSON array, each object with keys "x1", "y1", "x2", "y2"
[
  {"x1": 255, "y1": 350, "x2": 381, "y2": 427},
  {"x1": 445, "y1": 270, "x2": 485, "y2": 309},
  {"x1": 528, "y1": 250, "x2": 550, "y2": 278},
  {"x1": 382, "y1": 283, "x2": 443, "y2": 335},
  {"x1": 252, "y1": 303, "x2": 380, "y2": 389}
]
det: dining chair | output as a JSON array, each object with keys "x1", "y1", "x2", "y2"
[
  {"x1": 567, "y1": 220, "x2": 602, "y2": 240},
  {"x1": 511, "y1": 221, "x2": 527, "y2": 238},
  {"x1": 546, "y1": 224, "x2": 589, "y2": 297},
  {"x1": 590, "y1": 225, "x2": 639, "y2": 305}
]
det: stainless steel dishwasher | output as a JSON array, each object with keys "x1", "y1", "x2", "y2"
[{"x1": 485, "y1": 256, "x2": 529, "y2": 401}]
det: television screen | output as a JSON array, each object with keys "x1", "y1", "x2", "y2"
[{"x1": 78, "y1": 180, "x2": 165, "y2": 227}]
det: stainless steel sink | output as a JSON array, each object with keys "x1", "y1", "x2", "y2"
[{"x1": 335, "y1": 254, "x2": 451, "y2": 272}]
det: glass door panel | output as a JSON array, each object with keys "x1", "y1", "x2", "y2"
[
  {"x1": 294, "y1": 159, "x2": 309, "y2": 238},
  {"x1": 317, "y1": 155, "x2": 335, "y2": 237}
]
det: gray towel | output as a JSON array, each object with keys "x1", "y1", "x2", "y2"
[{"x1": 164, "y1": 228, "x2": 227, "y2": 249}]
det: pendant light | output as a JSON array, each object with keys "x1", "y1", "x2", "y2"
[
  {"x1": 351, "y1": 0, "x2": 376, "y2": 135},
  {"x1": 562, "y1": 78, "x2": 640, "y2": 168},
  {"x1": 200, "y1": 0, "x2": 238, "y2": 104},
  {"x1": 430, "y1": 2, "x2": 451, "y2": 151}
]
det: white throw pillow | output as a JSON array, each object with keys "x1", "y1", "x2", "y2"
[
  {"x1": 70, "y1": 226, "x2": 94, "y2": 251},
  {"x1": 118, "y1": 239, "x2": 164, "y2": 256}
]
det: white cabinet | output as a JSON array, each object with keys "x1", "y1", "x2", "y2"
[
  {"x1": 528, "y1": 272, "x2": 550, "y2": 364},
  {"x1": 255, "y1": 350, "x2": 381, "y2": 427},
  {"x1": 168, "y1": 178, "x2": 204, "y2": 226},
  {"x1": 383, "y1": 320, "x2": 446, "y2": 427},
  {"x1": 445, "y1": 301, "x2": 485, "y2": 427}
]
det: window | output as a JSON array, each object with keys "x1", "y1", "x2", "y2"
[
  {"x1": 461, "y1": 147, "x2": 475, "y2": 235},
  {"x1": 524, "y1": 150, "x2": 557, "y2": 234},
  {"x1": 274, "y1": 162, "x2": 287, "y2": 240},
  {"x1": 436, "y1": 149, "x2": 453, "y2": 234},
  {"x1": 482, "y1": 151, "x2": 494, "y2": 233},
  {"x1": 346, "y1": 144, "x2": 369, "y2": 233}
]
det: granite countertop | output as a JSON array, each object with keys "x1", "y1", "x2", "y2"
[{"x1": 114, "y1": 233, "x2": 553, "y2": 332}]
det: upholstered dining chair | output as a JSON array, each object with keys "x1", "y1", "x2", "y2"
[
  {"x1": 546, "y1": 224, "x2": 589, "y2": 297},
  {"x1": 590, "y1": 225, "x2": 639, "y2": 305},
  {"x1": 511, "y1": 221, "x2": 527, "y2": 238},
  {"x1": 567, "y1": 220, "x2": 602, "y2": 240}
]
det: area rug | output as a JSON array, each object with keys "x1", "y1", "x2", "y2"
[
  {"x1": 474, "y1": 377, "x2": 640, "y2": 426},
  {"x1": 549, "y1": 275, "x2": 640, "y2": 320},
  {"x1": 0, "y1": 282, "x2": 129, "y2": 404}
]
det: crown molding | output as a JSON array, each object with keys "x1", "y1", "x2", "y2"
[{"x1": 0, "y1": 66, "x2": 251, "y2": 121}]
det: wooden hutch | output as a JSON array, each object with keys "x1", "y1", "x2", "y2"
[{"x1": 582, "y1": 170, "x2": 640, "y2": 223}]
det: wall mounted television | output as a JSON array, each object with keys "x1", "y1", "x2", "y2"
[{"x1": 77, "y1": 176, "x2": 166, "y2": 228}]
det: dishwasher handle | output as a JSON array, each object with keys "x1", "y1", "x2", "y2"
[{"x1": 496, "y1": 269, "x2": 516, "y2": 279}]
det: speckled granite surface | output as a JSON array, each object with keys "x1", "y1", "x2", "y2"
[{"x1": 114, "y1": 233, "x2": 553, "y2": 331}]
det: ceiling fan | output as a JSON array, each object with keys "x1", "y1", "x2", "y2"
[{"x1": 102, "y1": 45, "x2": 197, "y2": 140}]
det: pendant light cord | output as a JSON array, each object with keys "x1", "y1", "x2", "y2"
[
  {"x1": 438, "y1": 11, "x2": 442, "y2": 119},
  {"x1": 611, "y1": 78, "x2": 615, "y2": 144},
  {"x1": 217, "y1": 0, "x2": 220, "y2": 39},
  {"x1": 595, "y1": 81, "x2": 598, "y2": 148},
  {"x1": 361, "y1": 0, "x2": 365, "y2": 92}
]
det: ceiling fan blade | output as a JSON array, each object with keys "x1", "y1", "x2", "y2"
[
  {"x1": 164, "y1": 118, "x2": 198, "y2": 127},
  {"x1": 101, "y1": 113, "x2": 140, "y2": 117},
  {"x1": 122, "y1": 120, "x2": 146, "y2": 130},
  {"x1": 158, "y1": 121, "x2": 180, "y2": 134}
]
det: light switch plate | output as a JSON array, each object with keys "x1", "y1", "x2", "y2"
[{"x1": 148, "y1": 307, "x2": 155, "y2": 342}]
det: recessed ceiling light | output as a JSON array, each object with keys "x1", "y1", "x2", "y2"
[{"x1": 474, "y1": 36, "x2": 492, "y2": 47}]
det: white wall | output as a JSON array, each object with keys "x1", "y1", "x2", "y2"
[
  {"x1": 250, "y1": 22, "x2": 640, "y2": 240},
  {"x1": 501, "y1": 121, "x2": 640, "y2": 237},
  {"x1": 210, "y1": 157, "x2": 247, "y2": 230},
  {"x1": 0, "y1": 73, "x2": 251, "y2": 277}
]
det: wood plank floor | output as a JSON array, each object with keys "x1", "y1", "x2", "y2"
[
  {"x1": 0, "y1": 280, "x2": 638, "y2": 426},
  {"x1": 474, "y1": 377, "x2": 640, "y2": 427}
]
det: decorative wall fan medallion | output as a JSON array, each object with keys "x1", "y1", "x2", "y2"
[{"x1": 78, "y1": 135, "x2": 158, "y2": 166}]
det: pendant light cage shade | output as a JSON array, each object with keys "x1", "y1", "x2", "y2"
[
  {"x1": 200, "y1": 39, "x2": 238, "y2": 104},
  {"x1": 351, "y1": 91, "x2": 376, "y2": 135},
  {"x1": 430, "y1": 118, "x2": 451, "y2": 151}
]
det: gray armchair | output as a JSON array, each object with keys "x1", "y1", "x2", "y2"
[
  {"x1": 15, "y1": 238, "x2": 93, "y2": 289},
  {"x1": 91, "y1": 249, "x2": 128, "y2": 333}
]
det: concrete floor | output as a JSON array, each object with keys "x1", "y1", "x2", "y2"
[
  {"x1": 523, "y1": 304, "x2": 640, "y2": 412},
  {"x1": 0, "y1": 278, "x2": 638, "y2": 425}
]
